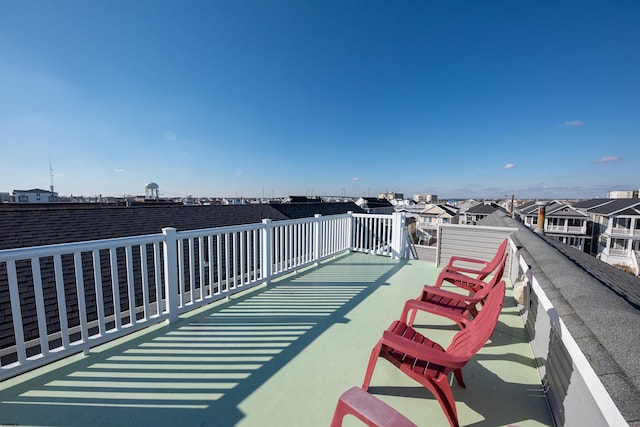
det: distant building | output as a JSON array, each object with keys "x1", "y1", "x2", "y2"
[
  {"x1": 377, "y1": 192, "x2": 404, "y2": 201},
  {"x1": 607, "y1": 189, "x2": 639, "y2": 199},
  {"x1": 11, "y1": 189, "x2": 58, "y2": 203},
  {"x1": 412, "y1": 194, "x2": 438, "y2": 204}
]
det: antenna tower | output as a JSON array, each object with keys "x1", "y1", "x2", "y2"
[{"x1": 49, "y1": 156, "x2": 55, "y2": 193}]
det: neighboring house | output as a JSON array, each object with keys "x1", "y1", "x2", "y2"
[
  {"x1": 354, "y1": 197, "x2": 394, "y2": 214},
  {"x1": 456, "y1": 199, "x2": 479, "y2": 225},
  {"x1": 517, "y1": 200, "x2": 591, "y2": 251},
  {"x1": 414, "y1": 204, "x2": 459, "y2": 246},
  {"x1": 412, "y1": 193, "x2": 438, "y2": 204},
  {"x1": 11, "y1": 188, "x2": 58, "y2": 203},
  {"x1": 577, "y1": 198, "x2": 640, "y2": 275},
  {"x1": 464, "y1": 201, "x2": 504, "y2": 225}
]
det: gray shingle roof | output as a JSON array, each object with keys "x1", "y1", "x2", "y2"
[
  {"x1": 0, "y1": 204, "x2": 290, "y2": 250},
  {"x1": 587, "y1": 198, "x2": 640, "y2": 215},
  {"x1": 466, "y1": 202, "x2": 505, "y2": 214},
  {"x1": 572, "y1": 198, "x2": 614, "y2": 210},
  {"x1": 269, "y1": 202, "x2": 364, "y2": 219}
]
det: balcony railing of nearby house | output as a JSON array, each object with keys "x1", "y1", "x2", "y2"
[
  {"x1": 0, "y1": 212, "x2": 406, "y2": 381},
  {"x1": 546, "y1": 225, "x2": 586, "y2": 234}
]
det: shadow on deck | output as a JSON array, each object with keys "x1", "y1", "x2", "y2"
[{"x1": 0, "y1": 252, "x2": 552, "y2": 426}]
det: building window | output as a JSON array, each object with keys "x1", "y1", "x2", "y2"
[
  {"x1": 611, "y1": 238, "x2": 628, "y2": 251},
  {"x1": 548, "y1": 218, "x2": 565, "y2": 227},
  {"x1": 613, "y1": 218, "x2": 630, "y2": 229},
  {"x1": 567, "y1": 218, "x2": 582, "y2": 227},
  {"x1": 18, "y1": 195, "x2": 28, "y2": 202}
]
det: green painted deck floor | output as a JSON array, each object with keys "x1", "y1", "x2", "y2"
[{"x1": 0, "y1": 252, "x2": 553, "y2": 426}]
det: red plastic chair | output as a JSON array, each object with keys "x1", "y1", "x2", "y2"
[
  {"x1": 403, "y1": 253, "x2": 507, "y2": 329},
  {"x1": 362, "y1": 281, "x2": 506, "y2": 427},
  {"x1": 439, "y1": 239, "x2": 508, "y2": 288},
  {"x1": 330, "y1": 386, "x2": 417, "y2": 427}
]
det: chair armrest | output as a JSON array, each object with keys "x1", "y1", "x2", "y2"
[
  {"x1": 447, "y1": 255, "x2": 488, "y2": 267},
  {"x1": 435, "y1": 271, "x2": 485, "y2": 293},
  {"x1": 420, "y1": 285, "x2": 483, "y2": 304},
  {"x1": 445, "y1": 257, "x2": 489, "y2": 274},
  {"x1": 400, "y1": 299, "x2": 472, "y2": 328},
  {"x1": 381, "y1": 330, "x2": 468, "y2": 368}
]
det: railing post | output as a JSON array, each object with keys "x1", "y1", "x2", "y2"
[
  {"x1": 347, "y1": 211, "x2": 354, "y2": 251},
  {"x1": 390, "y1": 212, "x2": 405, "y2": 259},
  {"x1": 162, "y1": 227, "x2": 179, "y2": 323},
  {"x1": 261, "y1": 219, "x2": 273, "y2": 285},
  {"x1": 314, "y1": 214, "x2": 322, "y2": 264}
]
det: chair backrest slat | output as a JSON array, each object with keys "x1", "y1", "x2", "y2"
[{"x1": 446, "y1": 281, "x2": 505, "y2": 357}]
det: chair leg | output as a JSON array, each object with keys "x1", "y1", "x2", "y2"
[
  {"x1": 362, "y1": 341, "x2": 383, "y2": 391},
  {"x1": 433, "y1": 376, "x2": 460, "y2": 427},
  {"x1": 453, "y1": 368, "x2": 466, "y2": 388}
]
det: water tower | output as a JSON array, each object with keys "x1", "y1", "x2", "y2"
[{"x1": 145, "y1": 182, "x2": 159, "y2": 200}]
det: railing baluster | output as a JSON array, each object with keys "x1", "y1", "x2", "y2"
[
  {"x1": 232, "y1": 232, "x2": 238, "y2": 289},
  {"x1": 207, "y1": 235, "x2": 214, "y2": 298},
  {"x1": 140, "y1": 244, "x2": 150, "y2": 321},
  {"x1": 225, "y1": 233, "x2": 231, "y2": 292},
  {"x1": 125, "y1": 245, "x2": 136, "y2": 326},
  {"x1": 73, "y1": 252, "x2": 89, "y2": 344},
  {"x1": 153, "y1": 242, "x2": 162, "y2": 316},
  {"x1": 109, "y1": 248, "x2": 121, "y2": 332},
  {"x1": 198, "y1": 237, "x2": 205, "y2": 301},
  {"x1": 178, "y1": 238, "x2": 186, "y2": 307},
  {"x1": 240, "y1": 231, "x2": 246, "y2": 286},
  {"x1": 93, "y1": 250, "x2": 106, "y2": 336},
  {"x1": 31, "y1": 257, "x2": 49, "y2": 356},
  {"x1": 53, "y1": 254, "x2": 70, "y2": 347},
  {"x1": 216, "y1": 234, "x2": 222, "y2": 295},
  {"x1": 7, "y1": 260, "x2": 27, "y2": 365},
  {"x1": 188, "y1": 237, "x2": 195, "y2": 304}
]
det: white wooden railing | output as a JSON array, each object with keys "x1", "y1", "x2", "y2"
[{"x1": 0, "y1": 212, "x2": 405, "y2": 380}]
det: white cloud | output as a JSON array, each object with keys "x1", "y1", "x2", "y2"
[
  {"x1": 352, "y1": 177, "x2": 361, "y2": 181},
  {"x1": 114, "y1": 168, "x2": 126, "y2": 173},
  {"x1": 504, "y1": 163, "x2": 515, "y2": 169},
  {"x1": 595, "y1": 156, "x2": 620, "y2": 163},
  {"x1": 563, "y1": 120, "x2": 585, "y2": 127}
]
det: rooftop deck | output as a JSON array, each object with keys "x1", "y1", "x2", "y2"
[{"x1": 0, "y1": 252, "x2": 552, "y2": 426}]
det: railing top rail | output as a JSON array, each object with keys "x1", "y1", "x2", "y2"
[
  {"x1": 439, "y1": 223, "x2": 519, "y2": 233},
  {"x1": 176, "y1": 222, "x2": 264, "y2": 238},
  {"x1": 0, "y1": 232, "x2": 165, "y2": 262},
  {"x1": 270, "y1": 213, "x2": 351, "y2": 228},
  {"x1": 353, "y1": 213, "x2": 393, "y2": 219}
]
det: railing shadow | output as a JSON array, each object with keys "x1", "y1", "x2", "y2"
[{"x1": 0, "y1": 253, "x2": 407, "y2": 426}]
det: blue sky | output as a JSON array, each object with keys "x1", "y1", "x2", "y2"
[{"x1": 1, "y1": 1, "x2": 638, "y2": 200}]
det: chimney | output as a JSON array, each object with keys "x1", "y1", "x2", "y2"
[{"x1": 535, "y1": 201, "x2": 548, "y2": 234}]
